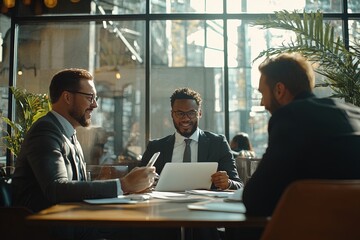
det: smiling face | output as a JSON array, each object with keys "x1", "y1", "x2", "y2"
[
  {"x1": 68, "y1": 79, "x2": 98, "y2": 127},
  {"x1": 171, "y1": 99, "x2": 201, "y2": 138}
]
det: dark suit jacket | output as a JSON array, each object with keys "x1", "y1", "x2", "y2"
[
  {"x1": 12, "y1": 112, "x2": 118, "y2": 212},
  {"x1": 243, "y1": 92, "x2": 360, "y2": 216},
  {"x1": 140, "y1": 129, "x2": 243, "y2": 189}
]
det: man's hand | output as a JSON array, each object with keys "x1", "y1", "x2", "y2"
[
  {"x1": 211, "y1": 171, "x2": 230, "y2": 190},
  {"x1": 120, "y1": 166, "x2": 157, "y2": 194}
]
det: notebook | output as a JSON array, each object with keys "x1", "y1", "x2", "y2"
[{"x1": 154, "y1": 162, "x2": 218, "y2": 192}]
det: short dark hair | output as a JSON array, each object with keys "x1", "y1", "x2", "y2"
[
  {"x1": 49, "y1": 68, "x2": 93, "y2": 104},
  {"x1": 170, "y1": 87, "x2": 202, "y2": 108},
  {"x1": 258, "y1": 53, "x2": 315, "y2": 95}
]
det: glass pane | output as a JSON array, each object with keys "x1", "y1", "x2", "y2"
[
  {"x1": 349, "y1": 20, "x2": 360, "y2": 45},
  {"x1": 150, "y1": 19, "x2": 225, "y2": 140},
  {"x1": 348, "y1": 0, "x2": 360, "y2": 12},
  {"x1": 227, "y1": 20, "x2": 270, "y2": 156},
  {"x1": 17, "y1": 0, "x2": 146, "y2": 16},
  {"x1": 151, "y1": 0, "x2": 223, "y2": 13},
  {"x1": 304, "y1": 0, "x2": 342, "y2": 12},
  {"x1": 227, "y1": 0, "x2": 342, "y2": 13},
  {"x1": 0, "y1": 14, "x2": 10, "y2": 165},
  {"x1": 16, "y1": 20, "x2": 145, "y2": 167}
]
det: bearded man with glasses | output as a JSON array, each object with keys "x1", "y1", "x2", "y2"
[{"x1": 12, "y1": 68, "x2": 157, "y2": 240}]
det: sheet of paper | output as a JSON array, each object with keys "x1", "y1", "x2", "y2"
[
  {"x1": 149, "y1": 191, "x2": 208, "y2": 203},
  {"x1": 84, "y1": 197, "x2": 138, "y2": 204},
  {"x1": 225, "y1": 188, "x2": 243, "y2": 202},
  {"x1": 188, "y1": 200, "x2": 246, "y2": 213},
  {"x1": 185, "y1": 190, "x2": 235, "y2": 198}
]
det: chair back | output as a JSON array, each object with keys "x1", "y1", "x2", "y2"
[
  {"x1": 235, "y1": 157, "x2": 261, "y2": 184},
  {"x1": 261, "y1": 179, "x2": 360, "y2": 240},
  {"x1": 0, "y1": 175, "x2": 12, "y2": 207}
]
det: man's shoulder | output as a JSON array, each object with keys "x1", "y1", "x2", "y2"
[
  {"x1": 280, "y1": 96, "x2": 360, "y2": 115},
  {"x1": 27, "y1": 112, "x2": 61, "y2": 135},
  {"x1": 148, "y1": 134, "x2": 174, "y2": 144},
  {"x1": 200, "y1": 130, "x2": 225, "y2": 140}
]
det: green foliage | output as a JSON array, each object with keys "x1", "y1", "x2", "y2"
[
  {"x1": 0, "y1": 87, "x2": 51, "y2": 157},
  {"x1": 251, "y1": 10, "x2": 360, "y2": 106}
]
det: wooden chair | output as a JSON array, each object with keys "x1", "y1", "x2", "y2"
[{"x1": 260, "y1": 179, "x2": 360, "y2": 240}]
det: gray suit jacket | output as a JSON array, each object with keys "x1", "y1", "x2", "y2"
[
  {"x1": 12, "y1": 112, "x2": 118, "y2": 212},
  {"x1": 140, "y1": 129, "x2": 243, "y2": 189}
]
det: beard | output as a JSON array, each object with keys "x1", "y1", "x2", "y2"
[
  {"x1": 69, "y1": 108, "x2": 91, "y2": 127},
  {"x1": 267, "y1": 95, "x2": 282, "y2": 115},
  {"x1": 173, "y1": 119, "x2": 198, "y2": 138}
]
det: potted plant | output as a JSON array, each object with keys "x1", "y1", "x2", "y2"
[
  {"x1": 251, "y1": 10, "x2": 360, "y2": 106},
  {"x1": 1, "y1": 87, "x2": 51, "y2": 157}
]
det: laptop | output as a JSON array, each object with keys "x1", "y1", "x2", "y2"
[{"x1": 154, "y1": 162, "x2": 218, "y2": 192}]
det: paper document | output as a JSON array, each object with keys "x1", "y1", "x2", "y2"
[
  {"x1": 84, "y1": 197, "x2": 137, "y2": 204},
  {"x1": 224, "y1": 188, "x2": 243, "y2": 202},
  {"x1": 186, "y1": 190, "x2": 234, "y2": 198},
  {"x1": 84, "y1": 194, "x2": 151, "y2": 204},
  {"x1": 188, "y1": 199, "x2": 246, "y2": 213},
  {"x1": 149, "y1": 191, "x2": 208, "y2": 203}
]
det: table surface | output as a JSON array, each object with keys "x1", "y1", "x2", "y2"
[{"x1": 26, "y1": 196, "x2": 268, "y2": 228}]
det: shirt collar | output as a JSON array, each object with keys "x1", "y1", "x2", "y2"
[
  {"x1": 51, "y1": 110, "x2": 76, "y2": 138},
  {"x1": 175, "y1": 127, "x2": 200, "y2": 143}
]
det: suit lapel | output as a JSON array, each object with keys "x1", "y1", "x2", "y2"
[
  {"x1": 163, "y1": 135, "x2": 175, "y2": 163},
  {"x1": 198, "y1": 130, "x2": 209, "y2": 162},
  {"x1": 48, "y1": 112, "x2": 84, "y2": 180}
]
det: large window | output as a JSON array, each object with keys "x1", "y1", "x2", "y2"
[{"x1": 0, "y1": 0, "x2": 358, "y2": 168}]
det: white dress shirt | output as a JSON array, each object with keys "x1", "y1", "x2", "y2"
[{"x1": 172, "y1": 128, "x2": 200, "y2": 162}]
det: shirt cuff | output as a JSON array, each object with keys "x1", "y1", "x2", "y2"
[{"x1": 116, "y1": 179, "x2": 123, "y2": 195}]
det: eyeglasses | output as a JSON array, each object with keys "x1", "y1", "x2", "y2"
[
  {"x1": 67, "y1": 91, "x2": 98, "y2": 104},
  {"x1": 172, "y1": 110, "x2": 198, "y2": 119}
]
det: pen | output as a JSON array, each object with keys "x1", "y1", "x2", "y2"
[{"x1": 147, "y1": 152, "x2": 161, "y2": 167}]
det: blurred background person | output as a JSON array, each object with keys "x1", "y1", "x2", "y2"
[{"x1": 230, "y1": 132, "x2": 256, "y2": 158}]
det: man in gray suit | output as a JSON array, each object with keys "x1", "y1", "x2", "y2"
[
  {"x1": 141, "y1": 87, "x2": 243, "y2": 190},
  {"x1": 12, "y1": 68, "x2": 156, "y2": 211}
]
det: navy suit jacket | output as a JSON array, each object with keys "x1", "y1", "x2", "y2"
[
  {"x1": 243, "y1": 92, "x2": 360, "y2": 216},
  {"x1": 12, "y1": 112, "x2": 118, "y2": 212},
  {"x1": 140, "y1": 129, "x2": 243, "y2": 189}
]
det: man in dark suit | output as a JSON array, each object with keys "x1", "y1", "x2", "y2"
[
  {"x1": 11, "y1": 68, "x2": 157, "y2": 239},
  {"x1": 242, "y1": 53, "x2": 360, "y2": 217},
  {"x1": 140, "y1": 87, "x2": 243, "y2": 190},
  {"x1": 139, "y1": 87, "x2": 243, "y2": 240}
]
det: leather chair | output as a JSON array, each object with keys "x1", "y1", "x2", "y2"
[
  {"x1": 260, "y1": 179, "x2": 360, "y2": 240},
  {"x1": 0, "y1": 171, "x2": 57, "y2": 239},
  {"x1": 0, "y1": 177, "x2": 12, "y2": 207}
]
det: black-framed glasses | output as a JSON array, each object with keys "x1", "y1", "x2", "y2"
[
  {"x1": 67, "y1": 91, "x2": 98, "y2": 104},
  {"x1": 172, "y1": 110, "x2": 198, "y2": 119}
]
